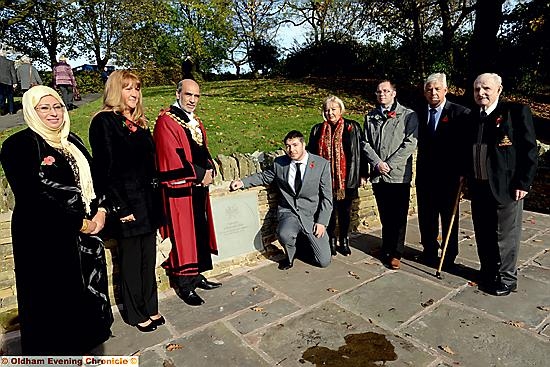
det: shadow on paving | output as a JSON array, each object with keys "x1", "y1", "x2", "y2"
[{"x1": 1, "y1": 204, "x2": 549, "y2": 367}]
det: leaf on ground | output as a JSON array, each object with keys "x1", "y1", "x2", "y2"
[
  {"x1": 163, "y1": 359, "x2": 176, "y2": 367},
  {"x1": 421, "y1": 299, "x2": 434, "y2": 307},
  {"x1": 464, "y1": 235, "x2": 472, "y2": 239},
  {"x1": 251, "y1": 306, "x2": 264, "y2": 312},
  {"x1": 252, "y1": 286, "x2": 259, "y2": 292},
  {"x1": 166, "y1": 343, "x2": 183, "y2": 351},
  {"x1": 439, "y1": 345, "x2": 455, "y2": 355},
  {"x1": 348, "y1": 271, "x2": 360, "y2": 279},
  {"x1": 327, "y1": 287, "x2": 339, "y2": 293},
  {"x1": 533, "y1": 239, "x2": 542, "y2": 242},
  {"x1": 468, "y1": 281, "x2": 478, "y2": 286},
  {"x1": 504, "y1": 320, "x2": 525, "y2": 328},
  {"x1": 230, "y1": 290, "x2": 237, "y2": 296},
  {"x1": 536, "y1": 305, "x2": 550, "y2": 311}
]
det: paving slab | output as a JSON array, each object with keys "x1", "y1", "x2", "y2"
[
  {"x1": 398, "y1": 256, "x2": 478, "y2": 289},
  {"x1": 335, "y1": 271, "x2": 451, "y2": 330},
  {"x1": 451, "y1": 275, "x2": 550, "y2": 328},
  {"x1": 522, "y1": 212, "x2": 550, "y2": 231},
  {"x1": 252, "y1": 302, "x2": 435, "y2": 367},
  {"x1": 158, "y1": 275, "x2": 275, "y2": 336},
  {"x1": 531, "y1": 246, "x2": 550, "y2": 268},
  {"x1": 520, "y1": 264, "x2": 550, "y2": 283},
  {"x1": 89, "y1": 311, "x2": 171, "y2": 355},
  {"x1": 346, "y1": 232, "x2": 383, "y2": 260},
  {"x1": 227, "y1": 298, "x2": 301, "y2": 335},
  {"x1": 402, "y1": 302, "x2": 550, "y2": 367},
  {"x1": 249, "y1": 257, "x2": 377, "y2": 306},
  {"x1": 405, "y1": 223, "x2": 422, "y2": 248},
  {"x1": 143, "y1": 322, "x2": 272, "y2": 367}
]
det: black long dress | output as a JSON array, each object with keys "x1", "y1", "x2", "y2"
[{"x1": 0, "y1": 128, "x2": 113, "y2": 355}]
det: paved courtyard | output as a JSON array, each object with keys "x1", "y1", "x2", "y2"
[{"x1": 1, "y1": 201, "x2": 549, "y2": 366}]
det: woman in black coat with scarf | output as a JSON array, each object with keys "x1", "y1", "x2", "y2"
[
  {"x1": 89, "y1": 70, "x2": 163, "y2": 332},
  {"x1": 0, "y1": 86, "x2": 112, "y2": 355},
  {"x1": 308, "y1": 96, "x2": 366, "y2": 256}
]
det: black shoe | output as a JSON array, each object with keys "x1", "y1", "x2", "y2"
[
  {"x1": 329, "y1": 237, "x2": 337, "y2": 256},
  {"x1": 340, "y1": 237, "x2": 351, "y2": 256},
  {"x1": 136, "y1": 321, "x2": 157, "y2": 332},
  {"x1": 197, "y1": 278, "x2": 222, "y2": 290},
  {"x1": 177, "y1": 289, "x2": 205, "y2": 306},
  {"x1": 150, "y1": 315, "x2": 166, "y2": 326},
  {"x1": 494, "y1": 283, "x2": 517, "y2": 296},
  {"x1": 278, "y1": 259, "x2": 293, "y2": 270}
]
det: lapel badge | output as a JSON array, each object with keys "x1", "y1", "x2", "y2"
[{"x1": 498, "y1": 135, "x2": 512, "y2": 147}]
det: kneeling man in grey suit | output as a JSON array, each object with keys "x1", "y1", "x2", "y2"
[{"x1": 230, "y1": 130, "x2": 333, "y2": 270}]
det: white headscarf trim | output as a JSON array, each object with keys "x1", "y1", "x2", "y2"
[{"x1": 23, "y1": 86, "x2": 96, "y2": 215}]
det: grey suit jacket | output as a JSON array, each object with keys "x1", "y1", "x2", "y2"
[
  {"x1": 0, "y1": 56, "x2": 17, "y2": 85},
  {"x1": 242, "y1": 153, "x2": 333, "y2": 234},
  {"x1": 363, "y1": 101, "x2": 419, "y2": 184}
]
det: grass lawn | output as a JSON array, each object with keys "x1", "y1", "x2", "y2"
[{"x1": 0, "y1": 78, "x2": 373, "y2": 158}]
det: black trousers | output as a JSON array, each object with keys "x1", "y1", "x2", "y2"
[
  {"x1": 416, "y1": 180, "x2": 461, "y2": 263},
  {"x1": 327, "y1": 197, "x2": 354, "y2": 240},
  {"x1": 372, "y1": 182, "x2": 411, "y2": 259},
  {"x1": 470, "y1": 180, "x2": 523, "y2": 286},
  {"x1": 118, "y1": 231, "x2": 159, "y2": 325}
]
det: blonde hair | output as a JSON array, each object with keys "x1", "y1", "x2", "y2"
[
  {"x1": 322, "y1": 95, "x2": 345, "y2": 120},
  {"x1": 101, "y1": 70, "x2": 147, "y2": 127}
]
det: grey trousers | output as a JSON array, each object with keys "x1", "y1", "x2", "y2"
[
  {"x1": 471, "y1": 181, "x2": 523, "y2": 286},
  {"x1": 277, "y1": 214, "x2": 331, "y2": 268}
]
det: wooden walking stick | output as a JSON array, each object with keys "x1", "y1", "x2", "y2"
[{"x1": 435, "y1": 181, "x2": 464, "y2": 279}]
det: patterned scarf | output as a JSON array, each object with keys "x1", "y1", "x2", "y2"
[
  {"x1": 318, "y1": 117, "x2": 347, "y2": 200},
  {"x1": 23, "y1": 86, "x2": 96, "y2": 215}
]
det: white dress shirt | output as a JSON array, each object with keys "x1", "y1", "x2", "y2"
[{"x1": 288, "y1": 152, "x2": 309, "y2": 193}]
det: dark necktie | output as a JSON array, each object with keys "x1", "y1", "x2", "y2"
[
  {"x1": 480, "y1": 110, "x2": 487, "y2": 119},
  {"x1": 428, "y1": 108, "x2": 437, "y2": 135},
  {"x1": 294, "y1": 162, "x2": 302, "y2": 195}
]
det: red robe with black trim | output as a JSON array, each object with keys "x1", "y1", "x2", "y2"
[{"x1": 153, "y1": 107, "x2": 218, "y2": 277}]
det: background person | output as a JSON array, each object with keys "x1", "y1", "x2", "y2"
[
  {"x1": 0, "y1": 86, "x2": 113, "y2": 355},
  {"x1": 53, "y1": 55, "x2": 77, "y2": 110},
  {"x1": 415, "y1": 73, "x2": 471, "y2": 269},
  {"x1": 0, "y1": 49, "x2": 17, "y2": 115},
  {"x1": 89, "y1": 70, "x2": 164, "y2": 332},
  {"x1": 308, "y1": 96, "x2": 365, "y2": 256},
  {"x1": 363, "y1": 80, "x2": 418, "y2": 270},
  {"x1": 154, "y1": 79, "x2": 221, "y2": 307},
  {"x1": 467, "y1": 73, "x2": 538, "y2": 296},
  {"x1": 230, "y1": 130, "x2": 333, "y2": 270},
  {"x1": 16, "y1": 55, "x2": 42, "y2": 93}
]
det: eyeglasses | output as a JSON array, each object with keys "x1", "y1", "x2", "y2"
[
  {"x1": 35, "y1": 104, "x2": 66, "y2": 114},
  {"x1": 375, "y1": 90, "x2": 394, "y2": 95}
]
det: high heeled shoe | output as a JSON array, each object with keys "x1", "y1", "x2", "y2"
[
  {"x1": 329, "y1": 237, "x2": 337, "y2": 256},
  {"x1": 340, "y1": 237, "x2": 351, "y2": 256},
  {"x1": 136, "y1": 320, "x2": 157, "y2": 332},
  {"x1": 150, "y1": 315, "x2": 166, "y2": 326}
]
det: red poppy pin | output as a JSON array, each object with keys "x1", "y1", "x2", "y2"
[
  {"x1": 441, "y1": 116, "x2": 449, "y2": 123},
  {"x1": 310, "y1": 161, "x2": 315, "y2": 169},
  {"x1": 496, "y1": 116, "x2": 504, "y2": 127},
  {"x1": 124, "y1": 119, "x2": 138, "y2": 133},
  {"x1": 41, "y1": 156, "x2": 55, "y2": 166},
  {"x1": 387, "y1": 111, "x2": 396, "y2": 118},
  {"x1": 347, "y1": 124, "x2": 352, "y2": 132}
]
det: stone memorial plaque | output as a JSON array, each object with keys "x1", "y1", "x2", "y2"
[{"x1": 211, "y1": 191, "x2": 262, "y2": 262}]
